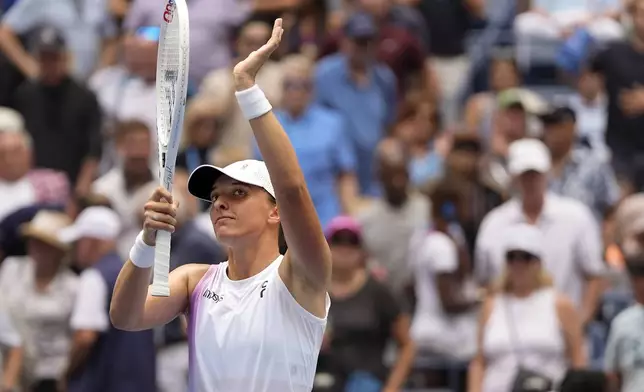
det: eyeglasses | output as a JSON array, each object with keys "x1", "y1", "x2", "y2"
[{"x1": 506, "y1": 251, "x2": 538, "y2": 263}]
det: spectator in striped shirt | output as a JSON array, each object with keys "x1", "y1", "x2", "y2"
[{"x1": 541, "y1": 105, "x2": 620, "y2": 221}]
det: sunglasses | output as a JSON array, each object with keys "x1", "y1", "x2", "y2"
[
  {"x1": 329, "y1": 231, "x2": 361, "y2": 247},
  {"x1": 506, "y1": 251, "x2": 538, "y2": 263},
  {"x1": 283, "y1": 80, "x2": 312, "y2": 91}
]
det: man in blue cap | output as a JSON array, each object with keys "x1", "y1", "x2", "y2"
[{"x1": 315, "y1": 12, "x2": 397, "y2": 198}]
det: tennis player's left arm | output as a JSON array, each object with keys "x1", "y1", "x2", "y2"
[
  {"x1": 233, "y1": 19, "x2": 331, "y2": 314},
  {"x1": 250, "y1": 112, "x2": 331, "y2": 287}
]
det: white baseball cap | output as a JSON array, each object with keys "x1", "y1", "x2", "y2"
[
  {"x1": 507, "y1": 138, "x2": 551, "y2": 176},
  {"x1": 58, "y1": 206, "x2": 121, "y2": 243},
  {"x1": 504, "y1": 223, "x2": 544, "y2": 259},
  {"x1": 187, "y1": 159, "x2": 275, "y2": 202},
  {"x1": 0, "y1": 107, "x2": 25, "y2": 133}
]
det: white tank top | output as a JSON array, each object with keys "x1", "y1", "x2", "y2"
[
  {"x1": 187, "y1": 255, "x2": 330, "y2": 392},
  {"x1": 481, "y1": 288, "x2": 567, "y2": 392}
]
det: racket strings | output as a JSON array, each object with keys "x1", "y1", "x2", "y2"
[{"x1": 158, "y1": 16, "x2": 181, "y2": 148}]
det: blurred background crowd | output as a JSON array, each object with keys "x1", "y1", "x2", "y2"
[{"x1": 1, "y1": 0, "x2": 644, "y2": 391}]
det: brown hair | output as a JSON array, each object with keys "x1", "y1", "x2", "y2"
[{"x1": 114, "y1": 120, "x2": 150, "y2": 144}]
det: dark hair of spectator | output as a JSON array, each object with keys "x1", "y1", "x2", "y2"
[
  {"x1": 114, "y1": 120, "x2": 150, "y2": 144},
  {"x1": 429, "y1": 178, "x2": 466, "y2": 229},
  {"x1": 232, "y1": 16, "x2": 273, "y2": 43}
]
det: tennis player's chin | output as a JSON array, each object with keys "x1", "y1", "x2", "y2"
[{"x1": 212, "y1": 217, "x2": 236, "y2": 237}]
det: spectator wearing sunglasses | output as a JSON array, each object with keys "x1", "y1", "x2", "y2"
[
  {"x1": 475, "y1": 139, "x2": 605, "y2": 328},
  {"x1": 604, "y1": 251, "x2": 644, "y2": 392},
  {"x1": 254, "y1": 55, "x2": 361, "y2": 228},
  {"x1": 468, "y1": 224, "x2": 586, "y2": 392},
  {"x1": 318, "y1": 216, "x2": 414, "y2": 392}
]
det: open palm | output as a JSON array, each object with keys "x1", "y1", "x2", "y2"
[{"x1": 233, "y1": 19, "x2": 284, "y2": 90}]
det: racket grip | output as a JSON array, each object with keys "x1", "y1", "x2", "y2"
[{"x1": 151, "y1": 230, "x2": 172, "y2": 297}]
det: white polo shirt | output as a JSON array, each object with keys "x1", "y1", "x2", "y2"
[{"x1": 474, "y1": 193, "x2": 605, "y2": 307}]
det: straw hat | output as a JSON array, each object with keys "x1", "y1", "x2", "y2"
[{"x1": 21, "y1": 211, "x2": 72, "y2": 250}]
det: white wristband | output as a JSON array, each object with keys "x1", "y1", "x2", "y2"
[
  {"x1": 129, "y1": 231, "x2": 155, "y2": 269},
  {"x1": 235, "y1": 84, "x2": 272, "y2": 120}
]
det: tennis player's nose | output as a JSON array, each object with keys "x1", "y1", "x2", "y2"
[{"x1": 213, "y1": 197, "x2": 229, "y2": 211}]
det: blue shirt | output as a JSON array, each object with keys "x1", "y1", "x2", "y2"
[
  {"x1": 604, "y1": 303, "x2": 644, "y2": 392},
  {"x1": 314, "y1": 54, "x2": 397, "y2": 196},
  {"x1": 254, "y1": 105, "x2": 356, "y2": 228}
]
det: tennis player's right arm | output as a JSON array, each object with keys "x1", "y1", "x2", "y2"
[{"x1": 110, "y1": 187, "x2": 202, "y2": 331}]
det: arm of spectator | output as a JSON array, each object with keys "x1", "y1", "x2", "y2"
[
  {"x1": 379, "y1": 286, "x2": 415, "y2": 392},
  {"x1": 596, "y1": 162, "x2": 621, "y2": 217},
  {"x1": 0, "y1": 0, "x2": 40, "y2": 79},
  {"x1": 334, "y1": 119, "x2": 362, "y2": 215},
  {"x1": 574, "y1": 206, "x2": 606, "y2": 327},
  {"x1": 604, "y1": 319, "x2": 622, "y2": 392},
  {"x1": 556, "y1": 293, "x2": 586, "y2": 368},
  {"x1": 75, "y1": 93, "x2": 103, "y2": 198},
  {"x1": 463, "y1": 94, "x2": 487, "y2": 133},
  {"x1": 66, "y1": 269, "x2": 111, "y2": 380},
  {"x1": 473, "y1": 215, "x2": 496, "y2": 289},
  {"x1": 467, "y1": 296, "x2": 494, "y2": 392},
  {"x1": 429, "y1": 233, "x2": 481, "y2": 313},
  {"x1": 0, "y1": 306, "x2": 22, "y2": 391}
]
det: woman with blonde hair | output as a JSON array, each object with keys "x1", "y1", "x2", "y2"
[{"x1": 468, "y1": 223, "x2": 586, "y2": 392}]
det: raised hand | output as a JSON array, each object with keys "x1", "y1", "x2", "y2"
[{"x1": 232, "y1": 18, "x2": 284, "y2": 91}]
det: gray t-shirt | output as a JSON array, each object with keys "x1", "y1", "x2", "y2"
[{"x1": 605, "y1": 303, "x2": 644, "y2": 392}]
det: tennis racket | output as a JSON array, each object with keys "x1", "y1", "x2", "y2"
[{"x1": 151, "y1": 0, "x2": 190, "y2": 297}]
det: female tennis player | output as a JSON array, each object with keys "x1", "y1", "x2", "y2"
[{"x1": 110, "y1": 19, "x2": 331, "y2": 392}]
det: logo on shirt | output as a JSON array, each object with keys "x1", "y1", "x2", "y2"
[
  {"x1": 260, "y1": 280, "x2": 268, "y2": 298},
  {"x1": 202, "y1": 289, "x2": 224, "y2": 303}
]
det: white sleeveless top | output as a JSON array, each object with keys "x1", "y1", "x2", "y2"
[
  {"x1": 187, "y1": 255, "x2": 330, "y2": 392},
  {"x1": 482, "y1": 288, "x2": 567, "y2": 392}
]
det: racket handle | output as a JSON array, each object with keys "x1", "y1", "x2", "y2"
[{"x1": 151, "y1": 230, "x2": 172, "y2": 297}]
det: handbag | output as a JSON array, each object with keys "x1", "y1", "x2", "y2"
[{"x1": 503, "y1": 297, "x2": 554, "y2": 392}]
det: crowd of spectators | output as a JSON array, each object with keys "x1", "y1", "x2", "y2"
[{"x1": 0, "y1": 0, "x2": 644, "y2": 391}]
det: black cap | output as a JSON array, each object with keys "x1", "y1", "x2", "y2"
[
  {"x1": 539, "y1": 106, "x2": 576, "y2": 125},
  {"x1": 344, "y1": 12, "x2": 378, "y2": 40},
  {"x1": 33, "y1": 26, "x2": 66, "y2": 53}
]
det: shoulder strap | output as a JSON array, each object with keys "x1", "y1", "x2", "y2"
[{"x1": 502, "y1": 295, "x2": 526, "y2": 366}]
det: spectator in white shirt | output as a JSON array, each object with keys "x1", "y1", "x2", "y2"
[
  {"x1": 469, "y1": 224, "x2": 586, "y2": 392},
  {"x1": 0, "y1": 210, "x2": 77, "y2": 392},
  {"x1": 475, "y1": 139, "x2": 605, "y2": 327},
  {"x1": 0, "y1": 303, "x2": 22, "y2": 392},
  {"x1": 408, "y1": 184, "x2": 481, "y2": 360},
  {"x1": 57, "y1": 206, "x2": 155, "y2": 392},
  {"x1": 92, "y1": 120, "x2": 157, "y2": 260}
]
